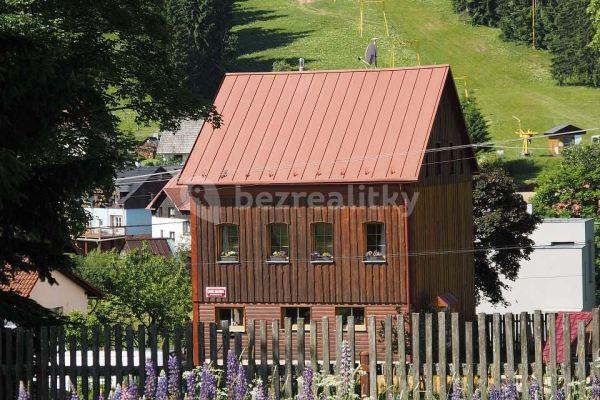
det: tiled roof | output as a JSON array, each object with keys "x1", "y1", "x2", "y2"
[
  {"x1": 0, "y1": 271, "x2": 38, "y2": 297},
  {"x1": 157, "y1": 119, "x2": 204, "y2": 155},
  {"x1": 180, "y1": 65, "x2": 452, "y2": 186}
]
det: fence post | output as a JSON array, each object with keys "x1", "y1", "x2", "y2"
[
  {"x1": 451, "y1": 313, "x2": 459, "y2": 379},
  {"x1": 533, "y1": 310, "x2": 543, "y2": 395},
  {"x1": 424, "y1": 314, "x2": 433, "y2": 400},
  {"x1": 504, "y1": 313, "x2": 515, "y2": 383},
  {"x1": 477, "y1": 314, "x2": 487, "y2": 400},
  {"x1": 576, "y1": 321, "x2": 586, "y2": 381},
  {"x1": 260, "y1": 321, "x2": 267, "y2": 385},
  {"x1": 284, "y1": 317, "x2": 293, "y2": 398},
  {"x1": 360, "y1": 351, "x2": 370, "y2": 398},
  {"x1": 297, "y1": 318, "x2": 305, "y2": 375},
  {"x1": 548, "y1": 313, "x2": 557, "y2": 395},
  {"x1": 465, "y1": 321, "x2": 474, "y2": 398},
  {"x1": 411, "y1": 313, "x2": 421, "y2": 400},
  {"x1": 520, "y1": 312, "x2": 529, "y2": 399},
  {"x1": 247, "y1": 320, "x2": 256, "y2": 380},
  {"x1": 492, "y1": 314, "x2": 501, "y2": 387},
  {"x1": 562, "y1": 314, "x2": 571, "y2": 397},
  {"x1": 322, "y1": 316, "x2": 330, "y2": 396},
  {"x1": 397, "y1": 314, "x2": 408, "y2": 400},
  {"x1": 272, "y1": 319, "x2": 281, "y2": 399},
  {"x1": 335, "y1": 315, "x2": 343, "y2": 375},
  {"x1": 385, "y1": 315, "x2": 393, "y2": 400},
  {"x1": 368, "y1": 316, "x2": 377, "y2": 400}
]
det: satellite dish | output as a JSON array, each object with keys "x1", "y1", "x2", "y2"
[{"x1": 365, "y1": 39, "x2": 378, "y2": 67}]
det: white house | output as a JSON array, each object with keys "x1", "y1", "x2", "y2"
[{"x1": 477, "y1": 218, "x2": 596, "y2": 314}]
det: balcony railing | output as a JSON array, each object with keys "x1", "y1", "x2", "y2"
[{"x1": 80, "y1": 226, "x2": 125, "y2": 238}]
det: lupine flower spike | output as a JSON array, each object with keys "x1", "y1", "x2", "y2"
[
  {"x1": 298, "y1": 367, "x2": 314, "y2": 400},
  {"x1": 112, "y1": 384, "x2": 122, "y2": 400},
  {"x1": 450, "y1": 379, "x2": 462, "y2": 400},
  {"x1": 18, "y1": 382, "x2": 30, "y2": 400},
  {"x1": 339, "y1": 340, "x2": 353, "y2": 397},
  {"x1": 98, "y1": 393, "x2": 105, "y2": 400},
  {"x1": 226, "y1": 349, "x2": 240, "y2": 398},
  {"x1": 199, "y1": 364, "x2": 217, "y2": 400},
  {"x1": 168, "y1": 355, "x2": 181, "y2": 399},
  {"x1": 251, "y1": 380, "x2": 269, "y2": 400},
  {"x1": 529, "y1": 379, "x2": 541, "y2": 400},
  {"x1": 234, "y1": 362, "x2": 249, "y2": 400},
  {"x1": 555, "y1": 387, "x2": 566, "y2": 400},
  {"x1": 70, "y1": 392, "x2": 80, "y2": 400},
  {"x1": 593, "y1": 375, "x2": 600, "y2": 400},
  {"x1": 504, "y1": 381, "x2": 518, "y2": 400},
  {"x1": 144, "y1": 360, "x2": 157, "y2": 399},
  {"x1": 156, "y1": 370, "x2": 168, "y2": 400},
  {"x1": 471, "y1": 389, "x2": 480, "y2": 400},
  {"x1": 489, "y1": 386, "x2": 501, "y2": 400},
  {"x1": 184, "y1": 370, "x2": 196, "y2": 400}
]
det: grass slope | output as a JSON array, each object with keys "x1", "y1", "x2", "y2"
[{"x1": 231, "y1": 0, "x2": 600, "y2": 182}]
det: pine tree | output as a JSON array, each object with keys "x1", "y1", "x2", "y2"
[
  {"x1": 460, "y1": 95, "x2": 492, "y2": 154},
  {"x1": 497, "y1": 0, "x2": 555, "y2": 48},
  {"x1": 167, "y1": 0, "x2": 237, "y2": 100}
]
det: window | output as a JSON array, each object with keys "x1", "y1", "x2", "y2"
[
  {"x1": 269, "y1": 223, "x2": 289, "y2": 262},
  {"x1": 364, "y1": 222, "x2": 385, "y2": 261},
  {"x1": 449, "y1": 142, "x2": 455, "y2": 175},
  {"x1": 435, "y1": 142, "x2": 442, "y2": 175},
  {"x1": 216, "y1": 308, "x2": 245, "y2": 332},
  {"x1": 110, "y1": 215, "x2": 123, "y2": 227},
  {"x1": 183, "y1": 221, "x2": 190, "y2": 235},
  {"x1": 311, "y1": 222, "x2": 333, "y2": 262},
  {"x1": 335, "y1": 307, "x2": 366, "y2": 329},
  {"x1": 168, "y1": 207, "x2": 176, "y2": 217},
  {"x1": 169, "y1": 231, "x2": 175, "y2": 240},
  {"x1": 219, "y1": 224, "x2": 239, "y2": 261},
  {"x1": 282, "y1": 307, "x2": 310, "y2": 327},
  {"x1": 157, "y1": 207, "x2": 163, "y2": 217}
]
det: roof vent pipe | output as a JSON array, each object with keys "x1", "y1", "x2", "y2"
[{"x1": 299, "y1": 58, "x2": 305, "y2": 72}]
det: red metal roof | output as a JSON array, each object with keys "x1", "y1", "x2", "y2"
[
  {"x1": 179, "y1": 65, "x2": 452, "y2": 186},
  {"x1": 543, "y1": 311, "x2": 592, "y2": 363},
  {"x1": 147, "y1": 173, "x2": 190, "y2": 212},
  {"x1": 120, "y1": 238, "x2": 174, "y2": 257}
]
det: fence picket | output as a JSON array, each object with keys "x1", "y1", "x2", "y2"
[
  {"x1": 548, "y1": 313, "x2": 557, "y2": 395},
  {"x1": 593, "y1": 308, "x2": 600, "y2": 376},
  {"x1": 504, "y1": 313, "x2": 515, "y2": 383},
  {"x1": 92, "y1": 326, "x2": 100, "y2": 400},
  {"x1": 310, "y1": 320, "x2": 318, "y2": 371},
  {"x1": 396, "y1": 315, "x2": 407, "y2": 400},
  {"x1": 411, "y1": 313, "x2": 420, "y2": 400},
  {"x1": 39, "y1": 327, "x2": 48, "y2": 400},
  {"x1": 348, "y1": 316, "x2": 356, "y2": 369},
  {"x1": 576, "y1": 320, "x2": 586, "y2": 381},
  {"x1": 465, "y1": 321, "x2": 474, "y2": 398},
  {"x1": 103, "y1": 326, "x2": 111, "y2": 398},
  {"x1": 424, "y1": 314, "x2": 433, "y2": 400},
  {"x1": 115, "y1": 325, "x2": 122, "y2": 386},
  {"x1": 25, "y1": 330, "x2": 34, "y2": 394},
  {"x1": 477, "y1": 314, "x2": 487, "y2": 400},
  {"x1": 385, "y1": 315, "x2": 393, "y2": 400},
  {"x1": 322, "y1": 316, "x2": 330, "y2": 396},
  {"x1": 272, "y1": 319, "x2": 281, "y2": 399},
  {"x1": 69, "y1": 327, "x2": 77, "y2": 393},
  {"x1": 150, "y1": 325, "x2": 158, "y2": 369},
  {"x1": 284, "y1": 317, "x2": 293, "y2": 398},
  {"x1": 139, "y1": 325, "x2": 146, "y2": 390},
  {"x1": 260, "y1": 321, "x2": 268, "y2": 384},
  {"x1": 49, "y1": 327, "x2": 57, "y2": 399},
  {"x1": 82, "y1": 326, "x2": 89, "y2": 399},
  {"x1": 438, "y1": 312, "x2": 447, "y2": 400},
  {"x1": 520, "y1": 312, "x2": 529, "y2": 398},
  {"x1": 562, "y1": 314, "x2": 571, "y2": 397},
  {"x1": 247, "y1": 320, "x2": 256, "y2": 380},
  {"x1": 451, "y1": 313, "x2": 459, "y2": 378},
  {"x1": 533, "y1": 310, "x2": 543, "y2": 395},
  {"x1": 492, "y1": 314, "x2": 501, "y2": 387},
  {"x1": 197, "y1": 322, "x2": 205, "y2": 366},
  {"x1": 368, "y1": 316, "x2": 377, "y2": 400},
  {"x1": 297, "y1": 318, "x2": 305, "y2": 375},
  {"x1": 209, "y1": 323, "x2": 217, "y2": 367},
  {"x1": 335, "y1": 315, "x2": 343, "y2": 375}
]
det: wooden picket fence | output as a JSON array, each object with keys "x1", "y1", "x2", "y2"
[{"x1": 1, "y1": 309, "x2": 600, "y2": 400}]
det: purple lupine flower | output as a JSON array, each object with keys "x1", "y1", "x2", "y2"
[
  {"x1": 489, "y1": 386, "x2": 501, "y2": 400},
  {"x1": 251, "y1": 381, "x2": 269, "y2": 400},
  {"x1": 529, "y1": 379, "x2": 541, "y2": 400},
  {"x1": 233, "y1": 363, "x2": 249, "y2": 400},
  {"x1": 450, "y1": 379, "x2": 462, "y2": 400},
  {"x1": 98, "y1": 394, "x2": 105, "y2": 400},
  {"x1": 298, "y1": 367, "x2": 314, "y2": 400},
  {"x1": 184, "y1": 371, "x2": 196, "y2": 400},
  {"x1": 156, "y1": 370, "x2": 168, "y2": 400},
  {"x1": 199, "y1": 364, "x2": 217, "y2": 400},
  {"x1": 168, "y1": 355, "x2": 180, "y2": 399},
  {"x1": 112, "y1": 384, "x2": 122, "y2": 400},
  {"x1": 554, "y1": 387, "x2": 566, "y2": 400},
  {"x1": 17, "y1": 382, "x2": 30, "y2": 400},
  {"x1": 503, "y1": 381, "x2": 518, "y2": 400},
  {"x1": 127, "y1": 380, "x2": 138, "y2": 400},
  {"x1": 593, "y1": 375, "x2": 600, "y2": 400},
  {"x1": 471, "y1": 389, "x2": 480, "y2": 400},
  {"x1": 120, "y1": 382, "x2": 129, "y2": 400},
  {"x1": 339, "y1": 340, "x2": 353, "y2": 397},
  {"x1": 70, "y1": 392, "x2": 80, "y2": 400},
  {"x1": 144, "y1": 360, "x2": 157, "y2": 399},
  {"x1": 226, "y1": 350, "x2": 240, "y2": 400}
]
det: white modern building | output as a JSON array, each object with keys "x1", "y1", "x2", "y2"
[
  {"x1": 477, "y1": 218, "x2": 596, "y2": 314},
  {"x1": 147, "y1": 172, "x2": 190, "y2": 248}
]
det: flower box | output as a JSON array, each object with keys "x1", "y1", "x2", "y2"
[
  {"x1": 269, "y1": 256, "x2": 289, "y2": 262},
  {"x1": 364, "y1": 254, "x2": 385, "y2": 262},
  {"x1": 220, "y1": 256, "x2": 239, "y2": 262}
]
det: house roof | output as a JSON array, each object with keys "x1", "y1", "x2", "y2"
[
  {"x1": 157, "y1": 119, "x2": 204, "y2": 155},
  {"x1": 120, "y1": 238, "x2": 174, "y2": 257},
  {"x1": 544, "y1": 124, "x2": 585, "y2": 136},
  {"x1": 0, "y1": 269, "x2": 103, "y2": 298},
  {"x1": 543, "y1": 312, "x2": 592, "y2": 363},
  {"x1": 179, "y1": 65, "x2": 454, "y2": 186},
  {"x1": 116, "y1": 166, "x2": 171, "y2": 206},
  {"x1": 147, "y1": 172, "x2": 190, "y2": 212}
]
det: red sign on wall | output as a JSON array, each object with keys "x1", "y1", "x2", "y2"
[{"x1": 205, "y1": 287, "x2": 227, "y2": 298}]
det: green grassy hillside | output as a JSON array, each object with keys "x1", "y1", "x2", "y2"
[{"x1": 230, "y1": 0, "x2": 600, "y2": 182}]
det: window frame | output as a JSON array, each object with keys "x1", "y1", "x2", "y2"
[
  {"x1": 310, "y1": 222, "x2": 334, "y2": 263},
  {"x1": 218, "y1": 223, "x2": 240, "y2": 263},
  {"x1": 363, "y1": 222, "x2": 386, "y2": 263},
  {"x1": 267, "y1": 223, "x2": 290, "y2": 264},
  {"x1": 215, "y1": 307, "x2": 246, "y2": 332},
  {"x1": 168, "y1": 207, "x2": 176, "y2": 218},
  {"x1": 335, "y1": 307, "x2": 367, "y2": 331},
  {"x1": 281, "y1": 307, "x2": 311, "y2": 330}
]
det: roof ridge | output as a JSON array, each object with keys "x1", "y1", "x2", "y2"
[{"x1": 224, "y1": 64, "x2": 450, "y2": 77}]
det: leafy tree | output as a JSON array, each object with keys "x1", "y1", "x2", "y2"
[
  {"x1": 533, "y1": 143, "x2": 600, "y2": 299},
  {"x1": 167, "y1": 0, "x2": 237, "y2": 100},
  {"x1": 460, "y1": 95, "x2": 492, "y2": 153},
  {"x1": 74, "y1": 247, "x2": 192, "y2": 331},
  {"x1": 0, "y1": 0, "x2": 219, "y2": 321},
  {"x1": 549, "y1": 0, "x2": 600, "y2": 87},
  {"x1": 591, "y1": 0, "x2": 600, "y2": 48},
  {"x1": 474, "y1": 161, "x2": 541, "y2": 304}
]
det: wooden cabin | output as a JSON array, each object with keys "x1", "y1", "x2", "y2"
[
  {"x1": 545, "y1": 124, "x2": 586, "y2": 155},
  {"x1": 179, "y1": 65, "x2": 477, "y2": 362}
]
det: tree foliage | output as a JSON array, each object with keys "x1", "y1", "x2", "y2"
[
  {"x1": 74, "y1": 247, "x2": 192, "y2": 331},
  {"x1": 549, "y1": 0, "x2": 600, "y2": 86},
  {"x1": 591, "y1": 0, "x2": 600, "y2": 48},
  {"x1": 533, "y1": 143, "x2": 600, "y2": 299},
  {"x1": 460, "y1": 95, "x2": 492, "y2": 153},
  {"x1": 450, "y1": 0, "x2": 499, "y2": 26},
  {"x1": 474, "y1": 161, "x2": 541, "y2": 304},
  {"x1": 0, "y1": 0, "x2": 220, "y2": 306},
  {"x1": 166, "y1": 0, "x2": 237, "y2": 100}
]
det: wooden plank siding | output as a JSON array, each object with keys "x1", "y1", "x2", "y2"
[
  {"x1": 408, "y1": 79, "x2": 476, "y2": 319},
  {"x1": 193, "y1": 203, "x2": 408, "y2": 305}
]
